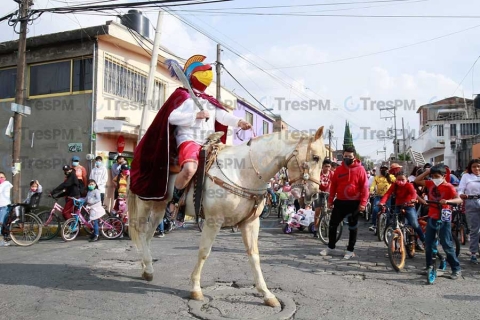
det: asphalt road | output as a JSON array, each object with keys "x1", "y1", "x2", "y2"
[{"x1": 1, "y1": 216, "x2": 480, "y2": 320}]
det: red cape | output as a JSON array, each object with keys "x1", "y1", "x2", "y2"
[{"x1": 130, "y1": 87, "x2": 228, "y2": 201}]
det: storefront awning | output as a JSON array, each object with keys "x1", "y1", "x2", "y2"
[{"x1": 94, "y1": 119, "x2": 139, "y2": 139}]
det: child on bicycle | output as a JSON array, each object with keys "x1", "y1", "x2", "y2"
[
  {"x1": 84, "y1": 179, "x2": 105, "y2": 242},
  {"x1": 24, "y1": 180, "x2": 42, "y2": 205},
  {"x1": 379, "y1": 171, "x2": 426, "y2": 251},
  {"x1": 0, "y1": 172, "x2": 13, "y2": 247},
  {"x1": 415, "y1": 164, "x2": 463, "y2": 280}
]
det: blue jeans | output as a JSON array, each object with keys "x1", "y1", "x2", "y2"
[
  {"x1": 397, "y1": 206, "x2": 425, "y2": 242},
  {"x1": 92, "y1": 219, "x2": 99, "y2": 236},
  {"x1": 371, "y1": 196, "x2": 391, "y2": 227},
  {"x1": 267, "y1": 188, "x2": 277, "y2": 204},
  {"x1": 157, "y1": 220, "x2": 164, "y2": 233},
  {"x1": 0, "y1": 206, "x2": 8, "y2": 236},
  {"x1": 425, "y1": 218, "x2": 460, "y2": 272}
]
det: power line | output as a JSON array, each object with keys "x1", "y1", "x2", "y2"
[
  {"x1": 452, "y1": 55, "x2": 480, "y2": 96},
  {"x1": 267, "y1": 24, "x2": 480, "y2": 69}
]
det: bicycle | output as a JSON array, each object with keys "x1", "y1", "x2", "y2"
[
  {"x1": 318, "y1": 204, "x2": 343, "y2": 245},
  {"x1": 451, "y1": 203, "x2": 467, "y2": 245},
  {"x1": 2, "y1": 203, "x2": 43, "y2": 246},
  {"x1": 384, "y1": 203, "x2": 417, "y2": 272},
  {"x1": 260, "y1": 192, "x2": 276, "y2": 219},
  {"x1": 377, "y1": 203, "x2": 394, "y2": 243},
  {"x1": 35, "y1": 195, "x2": 65, "y2": 240},
  {"x1": 61, "y1": 198, "x2": 124, "y2": 241}
]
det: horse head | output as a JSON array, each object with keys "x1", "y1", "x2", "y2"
[{"x1": 285, "y1": 126, "x2": 326, "y2": 205}]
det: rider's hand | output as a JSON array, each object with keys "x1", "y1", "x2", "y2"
[
  {"x1": 460, "y1": 194, "x2": 468, "y2": 200},
  {"x1": 238, "y1": 120, "x2": 252, "y2": 130},
  {"x1": 439, "y1": 199, "x2": 448, "y2": 205},
  {"x1": 328, "y1": 203, "x2": 333, "y2": 209},
  {"x1": 358, "y1": 205, "x2": 366, "y2": 212},
  {"x1": 377, "y1": 203, "x2": 385, "y2": 207},
  {"x1": 196, "y1": 110, "x2": 210, "y2": 119}
]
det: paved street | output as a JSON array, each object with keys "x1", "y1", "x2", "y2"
[{"x1": 2, "y1": 216, "x2": 480, "y2": 320}]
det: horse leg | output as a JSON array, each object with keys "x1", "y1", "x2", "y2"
[
  {"x1": 240, "y1": 218, "x2": 280, "y2": 307},
  {"x1": 190, "y1": 218, "x2": 223, "y2": 301}
]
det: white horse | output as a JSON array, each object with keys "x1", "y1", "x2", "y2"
[{"x1": 127, "y1": 126, "x2": 326, "y2": 307}]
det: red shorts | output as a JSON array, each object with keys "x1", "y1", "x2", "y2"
[{"x1": 178, "y1": 141, "x2": 202, "y2": 167}]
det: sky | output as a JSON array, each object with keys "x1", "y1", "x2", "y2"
[{"x1": 1, "y1": 0, "x2": 480, "y2": 162}]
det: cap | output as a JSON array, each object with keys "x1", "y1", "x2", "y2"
[
  {"x1": 72, "y1": 156, "x2": 80, "y2": 161},
  {"x1": 62, "y1": 165, "x2": 71, "y2": 171},
  {"x1": 390, "y1": 163, "x2": 402, "y2": 169},
  {"x1": 120, "y1": 164, "x2": 130, "y2": 171}
]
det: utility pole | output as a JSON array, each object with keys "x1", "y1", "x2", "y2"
[
  {"x1": 216, "y1": 43, "x2": 221, "y2": 101},
  {"x1": 402, "y1": 117, "x2": 407, "y2": 168},
  {"x1": 12, "y1": 0, "x2": 33, "y2": 203},
  {"x1": 138, "y1": 10, "x2": 164, "y2": 143},
  {"x1": 328, "y1": 125, "x2": 334, "y2": 159},
  {"x1": 379, "y1": 105, "x2": 398, "y2": 160}
]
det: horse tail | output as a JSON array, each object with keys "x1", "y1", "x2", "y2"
[{"x1": 127, "y1": 181, "x2": 141, "y2": 251}]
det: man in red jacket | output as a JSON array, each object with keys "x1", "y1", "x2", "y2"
[{"x1": 320, "y1": 146, "x2": 369, "y2": 259}]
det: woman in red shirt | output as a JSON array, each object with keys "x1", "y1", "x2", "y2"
[{"x1": 380, "y1": 171, "x2": 426, "y2": 249}]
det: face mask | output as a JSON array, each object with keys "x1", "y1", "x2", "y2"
[
  {"x1": 380, "y1": 170, "x2": 387, "y2": 176},
  {"x1": 88, "y1": 186, "x2": 95, "y2": 191},
  {"x1": 433, "y1": 178, "x2": 444, "y2": 186},
  {"x1": 0, "y1": 177, "x2": 5, "y2": 184},
  {"x1": 95, "y1": 161, "x2": 102, "y2": 167},
  {"x1": 344, "y1": 158, "x2": 354, "y2": 166},
  {"x1": 396, "y1": 180, "x2": 406, "y2": 186},
  {"x1": 72, "y1": 161, "x2": 79, "y2": 167},
  {"x1": 123, "y1": 170, "x2": 130, "y2": 176}
]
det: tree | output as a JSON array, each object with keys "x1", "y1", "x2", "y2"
[
  {"x1": 343, "y1": 121, "x2": 354, "y2": 150},
  {"x1": 398, "y1": 153, "x2": 411, "y2": 161}
]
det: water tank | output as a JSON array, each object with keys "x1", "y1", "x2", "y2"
[
  {"x1": 120, "y1": 10, "x2": 150, "y2": 39},
  {"x1": 474, "y1": 94, "x2": 480, "y2": 109}
]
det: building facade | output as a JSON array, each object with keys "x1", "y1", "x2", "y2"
[{"x1": 232, "y1": 97, "x2": 274, "y2": 145}]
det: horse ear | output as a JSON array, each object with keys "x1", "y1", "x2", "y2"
[{"x1": 314, "y1": 126, "x2": 324, "y2": 141}]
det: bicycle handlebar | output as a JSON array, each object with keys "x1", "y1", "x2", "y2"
[
  {"x1": 425, "y1": 200, "x2": 455, "y2": 206},
  {"x1": 465, "y1": 195, "x2": 480, "y2": 199}
]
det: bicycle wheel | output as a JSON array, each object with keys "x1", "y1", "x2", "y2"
[
  {"x1": 383, "y1": 225, "x2": 394, "y2": 247},
  {"x1": 61, "y1": 218, "x2": 80, "y2": 241},
  {"x1": 9, "y1": 213, "x2": 43, "y2": 247},
  {"x1": 388, "y1": 230, "x2": 406, "y2": 272},
  {"x1": 260, "y1": 204, "x2": 272, "y2": 219},
  {"x1": 365, "y1": 203, "x2": 371, "y2": 222},
  {"x1": 36, "y1": 210, "x2": 61, "y2": 240},
  {"x1": 318, "y1": 212, "x2": 342, "y2": 245},
  {"x1": 459, "y1": 224, "x2": 466, "y2": 245},
  {"x1": 100, "y1": 217, "x2": 124, "y2": 239},
  {"x1": 454, "y1": 234, "x2": 461, "y2": 257},
  {"x1": 377, "y1": 214, "x2": 386, "y2": 242},
  {"x1": 405, "y1": 228, "x2": 416, "y2": 259}
]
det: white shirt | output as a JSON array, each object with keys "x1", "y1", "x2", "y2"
[
  {"x1": 457, "y1": 173, "x2": 480, "y2": 195},
  {"x1": 90, "y1": 165, "x2": 108, "y2": 193},
  {"x1": 169, "y1": 92, "x2": 241, "y2": 147},
  {"x1": 0, "y1": 181, "x2": 13, "y2": 207},
  {"x1": 368, "y1": 176, "x2": 375, "y2": 187}
]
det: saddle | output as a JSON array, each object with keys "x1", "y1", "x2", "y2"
[{"x1": 169, "y1": 132, "x2": 226, "y2": 220}]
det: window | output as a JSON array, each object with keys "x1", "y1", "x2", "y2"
[
  {"x1": 0, "y1": 68, "x2": 16, "y2": 99},
  {"x1": 104, "y1": 55, "x2": 147, "y2": 104},
  {"x1": 460, "y1": 123, "x2": 480, "y2": 136},
  {"x1": 437, "y1": 124, "x2": 444, "y2": 137},
  {"x1": 245, "y1": 111, "x2": 253, "y2": 125},
  {"x1": 29, "y1": 58, "x2": 93, "y2": 97},
  {"x1": 263, "y1": 120, "x2": 269, "y2": 134},
  {"x1": 73, "y1": 58, "x2": 93, "y2": 92},
  {"x1": 450, "y1": 123, "x2": 457, "y2": 137}
]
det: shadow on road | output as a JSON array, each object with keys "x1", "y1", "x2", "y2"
[{"x1": 0, "y1": 263, "x2": 191, "y2": 297}]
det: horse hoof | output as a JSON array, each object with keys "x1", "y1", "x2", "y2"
[
  {"x1": 142, "y1": 272, "x2": 153, "y2": 281},
  {"x1": 190, "y1": 291, "x2": 204, "y2": 301},
  {"x1": 264, "y1": 297, "x2": 280, "y2": 308}
]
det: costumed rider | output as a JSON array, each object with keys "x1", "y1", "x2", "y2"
[{"x1": 129, "y1": 55, "x2": 252, "y2": 224}]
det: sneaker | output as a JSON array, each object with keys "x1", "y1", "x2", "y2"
[
  {"x1": 368, "y1": 225, "x2": 376, "y2": 232},
  {"x1": 89, "y1": 235, "x2": 99, "y2": 242},
  {"x1": 157, "y1": 232, "x2": 165, "y2": 238},
  {"x1": 320, "y1": 248, "x2": 343, "y2": 256},
  {"x1": 439, "y1": 259, "x2": 447, "y2": 271},
  {"x1": 451, "y1": 270, "x2": 462, "y2": 280},
  {"x1": 313, "y1": 231, "x2": 319, "y2": 239},
  {"x1": 176, "y1": 221, "x2": 184, "y2": 228},
  {"x1": 470, "y1": 255, "x2": 478, "y2": 264},
  {"x1": 0, "y1": 240, "x2": 10, "y2": 247},
  {"x1": 344, "y1": 251, "x2": 356, "y2": 260},
  {"x1": 416, "y1": 243, "x2": 425, "y2": 252}
]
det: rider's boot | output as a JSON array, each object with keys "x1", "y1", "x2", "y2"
[{"x1": 167, "y1": 187, "x2": 185, "y2": 219}]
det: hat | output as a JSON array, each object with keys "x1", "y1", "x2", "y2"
[
  {"x1": 72, "y1": 156, "x2": 80, "y2": 161},
  {"x1": 120, "y1": 164, "x2": 130, "y2": 171},
  {"x1": 380, "y1": 165, "x2": 388, "y2": 169},
  {"x1": 390, "y1": 163, "x2": 402, "y2": 169},
  {"x1": 62, "y1": 165, "x2": 71, "y2": 171}
]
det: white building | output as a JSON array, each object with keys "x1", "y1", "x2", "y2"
[{"x1": 408, "y1": 96, "x2": 479, "y2": 169}]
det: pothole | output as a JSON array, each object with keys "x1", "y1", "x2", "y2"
[{"x1": 189, "y1": 282, "x2": 296, "y2": 320}]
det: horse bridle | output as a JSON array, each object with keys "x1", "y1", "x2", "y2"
[{"x1": 283, "y1": 136, "x2": 321, "y2": 188}]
